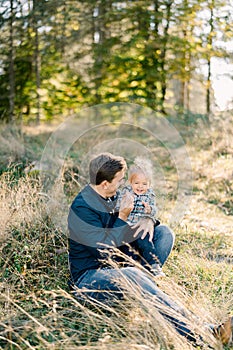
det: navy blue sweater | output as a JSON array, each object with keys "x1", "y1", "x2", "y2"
[{"x1": 68, "y1": 185, "x2": 135, "y2": 284}]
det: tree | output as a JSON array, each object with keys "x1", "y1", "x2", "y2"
[
  {"x1": 195, "y1": 0, "x2": 233, "y2": 115},
  {"x1": 0, "y1": 0, "x2": 233, "y2": 123},
  {"x1": 9, "y1": 0, "x2": 15, "y2": 122}
]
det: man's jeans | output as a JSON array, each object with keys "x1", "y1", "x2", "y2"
[
  {"x1": 76, "y1": 267, "x2": 199, "y2": 342},
  {"x1": 74, "y1": 225, "x2": 199, "y2": 342},
  {"x1": 139, "y1": 224, "x2": 175, "y2": 266},
  {"x1": 151, "y1": 224, "x2": 175, "y2": 265}
]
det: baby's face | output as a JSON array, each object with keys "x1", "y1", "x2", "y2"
[{"x1": 130, "y1": 173, "x2": 150, "y2": 195}]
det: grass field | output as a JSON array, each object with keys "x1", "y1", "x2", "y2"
[{"x1": 0, "y1": 113, "x2": 232, "y2": 349}]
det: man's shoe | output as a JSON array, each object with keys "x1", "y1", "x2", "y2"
[{"x1": 213, "y1": 316, "x2": 233, "y2": 345}]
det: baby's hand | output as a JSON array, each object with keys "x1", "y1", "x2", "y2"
[
  {"x1": 118, "y1": 192, "x2": 134, "y2": 221},
  {"x1": 142, "y1": 201, "x2": 151, "y2": 214}
]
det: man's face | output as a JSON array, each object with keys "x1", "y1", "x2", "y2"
[{"x1": 105, "y1": 169, "x2": 125, "y2": 197}]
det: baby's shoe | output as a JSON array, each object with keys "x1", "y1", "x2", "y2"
[{"x1": 151, "y1": 263, "x2": 166, "y2": 277}]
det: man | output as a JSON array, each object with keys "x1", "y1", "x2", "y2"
[{"x1": 68, "y1": 152, "x2": 232, "y2": 346}]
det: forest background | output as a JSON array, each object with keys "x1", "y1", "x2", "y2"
[
  {"x1": 1, "y1": 0, "x2": 233, "y2": 122},
  {"x1": 0, "y1": 1, "x2": 233, "y2": 349}
]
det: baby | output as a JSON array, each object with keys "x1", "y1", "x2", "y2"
[{"x1": 117, "y1": 157, "x2": 165, "y2": 277}]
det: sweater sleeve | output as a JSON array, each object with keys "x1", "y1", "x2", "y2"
[
  {"x1": 68, "y1": 202, "x2": 134, "y2": 251},
  {"x1": 147, "y1": 190, "x2": 157, "y2": 217}
]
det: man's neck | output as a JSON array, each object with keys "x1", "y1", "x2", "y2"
[{"x1": 90, "y1": 184, "x2": 107, "y2": 199}]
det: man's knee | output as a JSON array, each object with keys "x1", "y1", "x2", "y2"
[
  {"x1": 121, "y1": 266, "x2": 146, "y2": 281},
  {"x1": 155, "y1": 224, "x2": 175, "y2": 242},
  {"x1": 155, "y1": 225, "x2": 175, "y2": 237}
]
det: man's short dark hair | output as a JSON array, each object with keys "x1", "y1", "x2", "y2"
[{"x1": 89, "y1": 153, "x2": 127, "y2": 185}]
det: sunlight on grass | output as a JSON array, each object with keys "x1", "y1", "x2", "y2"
[{"x1": 0, "y1": 114, "x2": 232, "y2": 349}]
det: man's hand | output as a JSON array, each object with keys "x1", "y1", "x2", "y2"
[
  {"x1": 118, "y1": 192, "x2": 134, "y2": 221},
  {"x1": 132, "y1": 218, "x2": 154, "y2": 242}
]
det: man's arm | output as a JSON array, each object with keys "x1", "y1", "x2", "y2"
[
  {"x1": 68, "y1": 202, "x2": 134, "y2": 249},
  {"x1": 118, "y1": 190, "x2": 134, "y2": 221}
]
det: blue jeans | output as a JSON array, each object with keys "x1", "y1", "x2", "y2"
[
  {"x1": 136, "y1": 224, "x2": 175, "y2": 267},
  {"x1": 73, "y1": 225, "x2": 201, "y2": 342},
  {"x1": 75, "y1": 267, "x2": 198, "y2": 343},
  {"x1": 152, "y1": 225, "x2": 175, "y2": 265},
  {"x1": 128, "y1": 224, "x2": 175, "y2": 268}
]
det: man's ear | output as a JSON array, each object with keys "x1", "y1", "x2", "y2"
[{"x1": 101, "y1": 180, "x2": 109, "y2": 189}]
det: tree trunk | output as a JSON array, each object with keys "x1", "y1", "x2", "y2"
[
  {"x1": 33, "y1": 0, "x2": 41, "y2": 124},
  {"x1": 206, "y1": 2, "x2": 214, "y2": 116},
  {"x1": 160, "y1": 0, "x2": 173, "y2": 114},
  {"x1": 93, "y1": 0, "x2": 107, "y2": 104},
  {"x1": 9, "y1": 0, "x2": 15, "y2": 123},
  {"x1": 186, "y1": 80, "x2": 190, "y2": 111},
  {"x1": 35, "y1": 24, "x2": 41, "y2": 124}
]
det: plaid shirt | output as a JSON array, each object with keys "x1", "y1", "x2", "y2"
[{"x1": 117, "y1": 185, "x2": 157, "y2": 225}]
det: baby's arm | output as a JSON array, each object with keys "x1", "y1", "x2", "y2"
[{"x1": 143, "y1": 190, "x2": 157, "y2": 217}]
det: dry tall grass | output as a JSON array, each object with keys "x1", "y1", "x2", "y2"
[{"x1": 0, "y1": 115, "x2": 232, "y2": 349}]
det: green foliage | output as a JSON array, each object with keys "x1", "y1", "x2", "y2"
[{"x1": 0, "y1": 0, "x2": 233, "y2": 122}]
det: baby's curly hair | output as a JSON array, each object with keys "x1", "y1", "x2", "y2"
[{"x1": 128, "y1": 157, "x2": 153, "y2": 184}]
